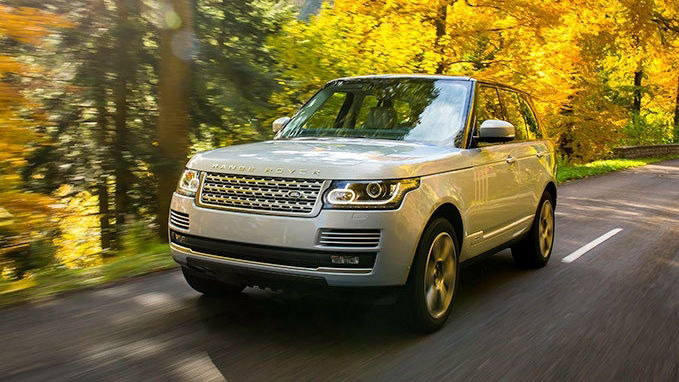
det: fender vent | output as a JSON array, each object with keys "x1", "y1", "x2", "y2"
[
  {"x1": 318, "y1": 229, "x2": 381, "y2": 248},
  {"x1": 169, "y1": 209, "x2": 190, "y2": 230}
]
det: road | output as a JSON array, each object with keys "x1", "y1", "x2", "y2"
[{"x1": 1, "y1": 160, "x2": 678, "y2": 382}]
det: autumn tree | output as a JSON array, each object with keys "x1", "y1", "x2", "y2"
[{"x1": 0, "y1": 5, "x2": 70, "y2": 277}]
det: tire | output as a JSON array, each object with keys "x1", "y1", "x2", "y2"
[
  {"x1": 181, "y1": 266, "x2": 245, "y2": 296},
  {"x1": 511, "y1": 191, "x2": 555, "y2": 268},
  {"x1": 401, "y1": 217, "x2": 460, "y2": 333}
]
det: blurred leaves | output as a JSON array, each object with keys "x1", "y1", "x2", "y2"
[{"x1": 0, "y1": 4, "x2": 71, "y2": 278}]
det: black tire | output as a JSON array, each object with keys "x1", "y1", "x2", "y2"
[
  {"x1": 401, "y1": 217, "x2": 460, "y2": 333},
  {"x1": 181, "y1": 266, "x2": 245, "y2": 296},
  {"x1": 511, "y1": 191, "x2": 555, "y2": 268}
]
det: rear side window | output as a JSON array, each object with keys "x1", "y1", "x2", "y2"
[
  {"x1": 474, "y1": 86, "x2": 504, "y2": 133},
  {"x1": 499, "y1": 89, "x2": 528, "y2": 141},
  {"x1": 519, "y1": 95, "x2": 542, "y2": 140}
]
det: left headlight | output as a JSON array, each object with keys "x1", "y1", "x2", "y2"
[
  {"x1": 176, "y1": 169, "x2": 201, "y2": 197},
  {"x1": 323, "y1": 178, "x2": 420, "y2": 210}
]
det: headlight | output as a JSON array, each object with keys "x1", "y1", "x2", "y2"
[
  {"x1": 323, "y1": 178, "x2": 419, "y2": 209},
  {"x1": 176, "y1": 169, "x2": 201, "y2": 196}
]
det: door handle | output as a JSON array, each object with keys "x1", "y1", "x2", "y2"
[{"x1": 506, "y1": 156, "x2": 516, "y2": 164}]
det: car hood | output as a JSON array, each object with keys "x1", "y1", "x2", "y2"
[{"x1": 186, "y1": 138, "x2": 470, "y2": 180}]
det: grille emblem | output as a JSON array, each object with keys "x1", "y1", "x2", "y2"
[{"x1": 287, "y1": 190, "x2": 303, "y2": 199}]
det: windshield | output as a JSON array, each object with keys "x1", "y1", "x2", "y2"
[{"x1": 278, "y1": 79, "x2": 471, "y2": 147}]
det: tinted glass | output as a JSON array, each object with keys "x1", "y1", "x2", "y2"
[
  {"x1": 279, "y1": 79, "x2": 472, "y2": 147},
  {"x1": 474, "y1": 86, "x2": 505, "y2": 134},
  {"x1": 499, "y1": 89, "x2": 528, "y2": 141},
  {"x1": 519, "y1": 95, "x2": 542, "y2": 139}
]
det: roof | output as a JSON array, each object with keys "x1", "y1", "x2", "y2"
[
  {"x1": 329, "y1": 74, "x2": 530, "y2": 96},
  {"x1": 332, "y1": 74, "x2": 474, "y2": 82}
]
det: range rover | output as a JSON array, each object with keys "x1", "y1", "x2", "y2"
[{"x1": 169, "y1": 75, "x2": 556, "y2": 332}]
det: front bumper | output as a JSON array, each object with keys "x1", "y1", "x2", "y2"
[{"x1": 169, "y1": 188, "x2": 429, "y2": 287}]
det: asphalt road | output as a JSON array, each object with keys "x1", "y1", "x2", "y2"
[{"x1": 2, "y1": 160, "x2": 679, "y2": 382}]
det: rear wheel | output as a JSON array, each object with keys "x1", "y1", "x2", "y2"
[
  {"x1": 512, "y1": 191, "x2": 555, "y2": 268},
  {"x1": 181, "y1": 266, "x2": 245, "y2": 296},
  {"x1": 402, "y1": 218, "x2": 459, "y2": 333}
]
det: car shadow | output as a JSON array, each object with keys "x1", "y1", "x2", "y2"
[
  {"x1": 184, "y1": 250, "x2": 548, "y2": 379},
  {"x1": 193, "y1": 249, "x2": 531, "y2": 341}
]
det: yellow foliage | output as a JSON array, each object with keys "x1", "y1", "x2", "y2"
[
  {"x1": 52, "y1": 186, "x2": 102, "y2": 269},
  {"x1": 0, "y1": 5, "x2": 71, "y2": 262},
  {"x1": 269, "y1": 0, "x2": 679, "y2": 161}
]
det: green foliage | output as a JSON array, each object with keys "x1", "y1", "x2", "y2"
[
  {"x1": 556, "y1": 155, "x2": 679, "y2": 183},
  {"x1": 0, "y1": 240, "x2": 175, "y2": 307},
  {"x1": 622, "y1": 114, "x2": 675, "y2": 146},
  {"x1": 193, "y1": 0, "x2": 295, "y2": 148}
]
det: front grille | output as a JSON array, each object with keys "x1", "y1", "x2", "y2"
[
  {"x1": 318, "y1": 229, "x2": 381, "y2": 248},
  {"x1": 169, "y1": 209, "x2": 189, "y2": 230},
  {"x1": 198, "y1": 172, "x2": 325, "y2": 215}
]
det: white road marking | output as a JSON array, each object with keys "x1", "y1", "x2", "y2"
[{"x1": 562, "y1": 228, "x2": 623, "y2": 263}]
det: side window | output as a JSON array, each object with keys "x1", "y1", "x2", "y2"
[
  {"x1": 474, "y1": 86, "x2": 505, "y2": 133},
  {"x1": 519, "y1": 95, "x2": 542, "y2": 140},
  {"x1": 499, "y1": 89, "x2": 528, "y2": 141},
  {"x1": 392, "y1": 99, "x2": 411, "y2": 126},
  {"x1": 355, "y1": 95, "x2": 379, "y2": 128}
]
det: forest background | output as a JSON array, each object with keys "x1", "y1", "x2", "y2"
[{"x1": 1, "y1": 0, "x2": 678, "y2": 291}]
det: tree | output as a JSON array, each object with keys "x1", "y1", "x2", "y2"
[
  {"x1": 0, "y1": 4, "x2": 71, "y2": 277},
  {"x1": 156, "y1": 0, "x2": 193, "y2": 239}
]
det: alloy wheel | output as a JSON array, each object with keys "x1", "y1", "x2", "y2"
[
  {"x1": 539, "y1": 200, "x2": 554, "y2": 258},
  {"x1": 423, "y1": 232, "x2": 456, "y2": 319}
]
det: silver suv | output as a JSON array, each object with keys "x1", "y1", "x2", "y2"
[{"x1": 169, "y1": 75, "x2": 556, "y2": 331}]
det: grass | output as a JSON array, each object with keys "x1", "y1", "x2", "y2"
[
  {"x1": 0, "y1": 243, "x2": 176, "y2": 307},
  {"x1": 1, "y1": 154, "x2": 678, "y2": 308},
  {"x1": 556, "y1": 155, "x2": 679, "y2": 183}
]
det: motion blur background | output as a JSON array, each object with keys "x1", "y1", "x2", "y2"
[{"x1": 1, "y1": 0, "x2": 678, "y2": 300}]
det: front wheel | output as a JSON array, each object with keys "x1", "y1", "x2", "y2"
[
  {"x1": 512, "y1": 191, "x2": 555, "y2": 268},
  {"x1": 401, "y1": 218, "x2": 459, "y2": 333}
]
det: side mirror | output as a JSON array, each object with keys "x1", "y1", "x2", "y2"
[
  {"x1": 272, "y1": 116, "x2": 290, "y2": 133},
  {"x1": 477, "y1": 120, "x2": 515, "y2": 142}
]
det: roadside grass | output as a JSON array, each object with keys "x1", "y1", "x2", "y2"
[
  {"x1": 0, "y1": 243, "x2": 176, "y2": 307},
  {"x1": 2, "y1": 154, "x2": 679, "y2": 308},
  {"x1": 556, "y1": 155, "x2": 679, "y2": 183}
]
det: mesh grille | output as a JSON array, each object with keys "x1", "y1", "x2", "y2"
[
  {"x1": 199, "y1": 172, "x2": 324, "y2": 215},
  {"x1": 318, "y1": 229, "x2": 381, "y2": 248}
]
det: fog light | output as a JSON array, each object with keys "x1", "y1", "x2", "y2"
[
  {"x1": 172, "y1": 232, "x2": 187, "y2": 244},
  {"x1": 331, "y1": 255, "x2": 360, "y2": 265}
]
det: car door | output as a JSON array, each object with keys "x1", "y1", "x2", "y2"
[
  {"x1": 519, "y1": 94, "x2": 551, "y2": 209},
  {"x1": 498, "y1": 89, "x2": 539, "y2": 223},
  {"x1": 465, "y1": 85, "x2": 524, "y2": 255}
]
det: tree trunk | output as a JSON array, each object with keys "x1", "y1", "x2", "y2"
[
  {"x1": 632, "y1": 62, "x2": 643, "y2": 115},
  {"x1": 434, "y1": 0, "x2": 449, "y2": 74},
  {"x1": 93, "y1": 37, "x2": 113, "y2": 252},
  {"x1": 94, "y1": 83, "x2": 112, "y2": 251},
  {"x1": 112, "y1": 0, "x2": 136, "y2": 246},
  {"x1": 156, "y1": 0, "x2": 193, "y2": 240},
  {"x1": 674, "y1": 73, "x2": 679, "y2": 143}
]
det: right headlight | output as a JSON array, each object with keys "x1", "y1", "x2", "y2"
[
  {"x1": 176, "y1": 169, "x2": 201, "y2": 197},
  {"x1": 323, "y1": 178, "x2": 420, "y2": 210}
]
